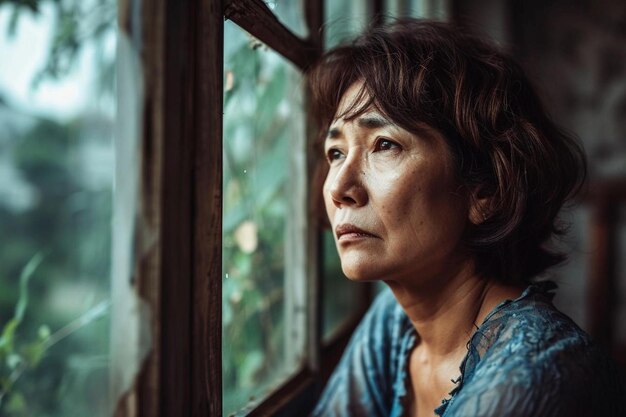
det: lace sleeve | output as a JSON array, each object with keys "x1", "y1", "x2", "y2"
[{"x1": 441, "y1": 334, "x2": 626, "y2": 417}]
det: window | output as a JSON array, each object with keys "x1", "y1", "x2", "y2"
[
  {"x1": 222, "y1": 19, "x2": 307, "y2": 413},
  {"x1": 0, "y1": 1, "x2": 116, "y2": 416},
  {"x1": 118, "y1": 0, "x2": 626, "y2": 414},
  {"x1": 4, "y1": 1, "x2": 624, "y2": 416}
]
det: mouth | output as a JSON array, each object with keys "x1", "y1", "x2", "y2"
[{"x1": 335, "y1": 224, "x2": 378, "y2": 241}]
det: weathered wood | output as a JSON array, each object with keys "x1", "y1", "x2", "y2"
[
  {"x1": 159, "y1": 0, "x2": 194, "y2": 415},
  {"x1": 239, "y1": 370, "x2": 317, "y2": 417},
  {"x1": 225, "y1": 0, "x2": 318, "y2": 70},
  {"x1": 191, "y1": 0, "x2": 223, "y2": 416},
  {"x1": 128, "y1": 0, "x2": 224, "y2": 416},
  {"x1": 305, "y1": 0, "x2": 324, "y2": 52},
  {"x1": 116, "y1": 0, "x2": 169, "y2": 416}
]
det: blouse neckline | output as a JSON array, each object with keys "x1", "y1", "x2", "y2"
[{"x1": 395, "y1": 280, "x2": 557, "y2": 417}]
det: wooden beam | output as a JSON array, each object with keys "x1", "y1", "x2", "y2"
[
  {"x1": 224, "y1": 0, "x2": 318, "y2": 70},
  {"x1": 131, "y1": 0, "x2": 223, "y2": 416},
  {"x1": 159, "y1": 0, "x2": 194, "y2": 415},
  {"x1": 241, "y1": 369, "x2": 317, "y2": 417},
  {"x1": 305, "y1": 0, "x2": 324, "y2": 52},
  {"x1": 372, "y1": 0, "x2": 384, "y2": 26},
  {"x1": 192, "y1": 0, "x2": 223, "y2": 416}
]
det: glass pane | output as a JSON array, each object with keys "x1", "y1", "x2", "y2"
[
  {"x1": 385, "y1": 0, "x2": 429, "y2": 19},
  {"x1": 267, "y1": 0, "x2": 308, "y2": 38},
  {"x1": 324, "y1": 0, "x2": 371, "y2": 48},
  {"x1": 222, "y1": 20, "x2": 306, "y2": 415},
  {"x1": 322, "y1": 230, "x2": 363, "y2": 341},
  {"x1": 0, "y1": 2, "x2": 115, "y2": 416},
  {"x1": 321, "y1": 0, "x2": 372, "y2": 340}
]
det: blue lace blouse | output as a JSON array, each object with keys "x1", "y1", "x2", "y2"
[{"x1": 311, "y1": 282, "x2": 625, "y2": 417}]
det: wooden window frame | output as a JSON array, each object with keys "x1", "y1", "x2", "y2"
[{"x1": 117, "y1": 0, "x2": 383, "y2": 416}]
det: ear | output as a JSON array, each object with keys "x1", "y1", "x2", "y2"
[{"x1": 468, "y1": 188, "x2": 493, "y2": 225}]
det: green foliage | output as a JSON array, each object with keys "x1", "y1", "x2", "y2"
[
  {"x1": 0, "y1": 1, "x2": 115, "y2": 416},
  {"x1": 222, "y1": 24, "x2": 300, "y2": 414},
  {"x1": 0, "y1": 114, "x2": 113, "y2": 416},
  {"x1": 0, "y1": 249, "x2": 110, "y2": 416},
  {"x1": 1, "y1": 0, "x2": 115, "y2": 93},
  {"x1": 0, "y1": 253, "x2": 47, "y2": 410}
]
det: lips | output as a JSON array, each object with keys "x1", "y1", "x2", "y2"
[{"x1": 335, "y1": 224, "x2": 378, "y2": 240}]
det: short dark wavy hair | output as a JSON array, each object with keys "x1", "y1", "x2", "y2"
[{"x1": 307, "y1": 19, "x2": 586, "y2": 284}]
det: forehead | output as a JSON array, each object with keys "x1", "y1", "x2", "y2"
[{"x1": 333, "y1": 82, "x2": 372, "y2": 122}]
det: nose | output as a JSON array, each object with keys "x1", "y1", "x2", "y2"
[{"x1": 326, "y1": 154, "x2": 368, "y2": 209}]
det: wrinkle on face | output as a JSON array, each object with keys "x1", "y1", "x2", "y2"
[{"x1": 324, "y1": 82, "x2": 471, "y2": 286}]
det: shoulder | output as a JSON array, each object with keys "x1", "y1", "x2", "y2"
[
  {"x1": 444, "y1": 285, "x2": 626, "y2": 417},
  {"x1": 311, "y1": 288, "x2": 412, "y2": 417},
  {"x1": 335, "y1": 287, "x2": 410, "y2": 382}
]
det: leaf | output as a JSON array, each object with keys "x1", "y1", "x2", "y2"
[
  {"x1": 0, "y1": 319, "x2": 19, "y2": 356},
  {"x1": 14, "y1": 252, "x2": 45, "y2": 324}
]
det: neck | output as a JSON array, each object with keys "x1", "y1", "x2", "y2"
[{"x1": 385, "y1": 258, "x2": 522, "y2": 358}]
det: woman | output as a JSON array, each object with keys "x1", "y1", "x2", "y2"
[{"x1": 307, "y1": 20, "x2": 624, "y2": 417}]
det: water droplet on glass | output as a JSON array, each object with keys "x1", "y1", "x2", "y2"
[
  {"x1": 243, "y1": 169, "x2": 247, "y2": 174},
  {"x1": 225, "y1": 273, "x2": 229, "y2": 279}
]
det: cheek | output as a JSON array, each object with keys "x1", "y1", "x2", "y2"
[
  {"x1": 322, "y1": 179, "x2": 336, "y2": 220},
  {"x1": 383, "y1": 168, "x2": 466, "y2": 235}
]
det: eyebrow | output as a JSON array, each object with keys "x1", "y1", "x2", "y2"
[
  {"x1": 357, "y1": 114, "x2": 391, "y2": 129},
  {"x1": 326, "y1": 114, "x2": 392, "y2": 139}
]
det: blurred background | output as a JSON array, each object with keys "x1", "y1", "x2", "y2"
[
  {"x1": 0, "y1": 0, "x2": 115, "y2": 416},
  {"x1": 0, "y1": 0, "x2": 623, "y2": 416}
]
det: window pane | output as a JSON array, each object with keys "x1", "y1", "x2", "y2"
[
  {"x1": 222, "y1": 21, "x2": 306, "y2": 415},
  {"x1": 322, "y1": 230, "x2": 363, "y2": 341},
  {"x1": 268, "y1": 0, "x2": 308, "y2": 38},
  {"x1": 385, "y1": 0, "x2": 447, "y2": 19},
  {"x1": 321, "y1": 0, "x2": 372, "y2": 341},
  {"x1": 0, "y1": 2, "x2": 115, "y2": 416},
  {"x1": 324, "y1": 0, "x2": 371, "y2": 48}
]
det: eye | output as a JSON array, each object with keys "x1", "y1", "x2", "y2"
[
  {"x1": 374, "y1": 138, "x2": 400, "y2": 152},
  {"x1": 326, "y1": 148, "x2": 344, "y2": 163}
]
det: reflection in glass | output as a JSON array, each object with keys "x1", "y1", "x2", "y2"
[{"x1": 222, "y1": 21, "x2": 306, "y2": 415}]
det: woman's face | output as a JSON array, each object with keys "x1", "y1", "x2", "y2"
[{"x1": 323, "y1": 84, "x2": 472, "y2": 284}]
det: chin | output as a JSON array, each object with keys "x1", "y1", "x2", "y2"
[{"x1": 341, "y1": 263, "x2": 383, "y2": 282}]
